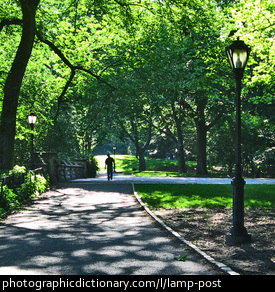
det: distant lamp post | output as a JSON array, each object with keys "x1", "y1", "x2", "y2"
[
  {"x1": 27, "y1": 111, "x2": 37, "y2": 170},
  {"x1": 225, "y1": 38, "x2": 252, "y2": 245},
  {"x1": 112, "y1": 145, "x2": 117, "y2": 172}
]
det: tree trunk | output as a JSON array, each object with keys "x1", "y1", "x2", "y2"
[
  {"x1": 196, "y1": 120, "x2": 208, "y2": 175},
  {"x1": 0, "y1": 0, "x2": 39, "y2": 170},
  {"x1": 171, "y1": 102, "x2": 187, "y2": 173},
  {"x1": 175, "y1": 124, "x2": 187, "y2": 173},
  {"x1": 176, "y1": 141, "x2": 187, "y2": 173},
  {"x1": 138, "y1": 150, "x2": 146, "y2": 172},
  {"x1": 194, "y1": 96, "x2": 209, "y2": 175}
]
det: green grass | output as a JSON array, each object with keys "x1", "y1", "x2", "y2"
[
  {"x1": 95, "y1": 155, "x2": 230, "y2": 177},
  {"x1": 95, "y1": 155, "x2": 195, "y2": 175},
  {"x1": 135, "y1": 184, "x2": 275, "y2": 209},
  {"x1": 95, "y1": 155, "x2": 138, "y2": 172},
  {"x1": 115, "y1": 155, "x2": 180, "y2": 174},
  {"x1": 95, "y1": 155, "x2": 275, "y2": 209}
]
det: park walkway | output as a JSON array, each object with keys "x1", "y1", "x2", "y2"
[
  {"x1": 75, "y1": 173, "x2": 275, "y2": 185},
  {"x1": 0, "y1": 179, "x2": 223, "y2": 275}
]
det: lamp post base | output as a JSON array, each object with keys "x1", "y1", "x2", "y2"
[
  {"x1": 226, "y1": 176, "x2": 252, "y2": 245},
  {"x1": 225, "y1": 231, "x2": 251, "y2": 246}
]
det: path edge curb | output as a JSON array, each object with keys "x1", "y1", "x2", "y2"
[{"x1": 132, "y1": 183, "x2": 240, "y2": 276}]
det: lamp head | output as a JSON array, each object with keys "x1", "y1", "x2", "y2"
[
  {"x1": 27, "y1": 111, "x2": 37, "y2": 125},
  {"x1": 226, "y1": 37, "x2": 251, "y2": 71}
]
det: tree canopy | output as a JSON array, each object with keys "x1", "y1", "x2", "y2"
[{"x1": 0, "y1": 0, "x2": 274, "y2": 176}]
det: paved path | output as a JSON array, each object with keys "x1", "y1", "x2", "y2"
[
  {"x1": 0, "y1": 182, "x2": 222, "y2": 275},
  {"x1": 74, "y1": 173, "x2": 275, "y2": 185}
]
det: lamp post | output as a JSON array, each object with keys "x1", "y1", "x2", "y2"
[
  {"x1": 112, "y1": 145, "x2": 117, "y2": 172},
  {"x1": 27, "y1": 111, "x2": 37, "y2": 170},
  {"x1": 225, "y1": 38, "x2": 252, "y2": 245}
]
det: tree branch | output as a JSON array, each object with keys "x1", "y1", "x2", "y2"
[
  {"x1": 37, "y1": 32, "x2": 117, "y2": 109},
  {"x1": 54, "y1": 69, "x2": 76, "y2": 119},
  {"x1": 0, "y1": 18, "x2": 22, "y2": 32},
  {"x1": 37, "y1": 34, "x2": 75, "y2": 69}
]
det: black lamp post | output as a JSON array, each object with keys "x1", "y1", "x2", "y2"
[
  {"x1": 112, "y1": 145, "x2": 117, "y2": 172},
  {"x1": 225, "y1": 38, "x2": 252, "y2": 245},
  {"x1": 27, "y1": 111, "x2": 37, "y2": 170}
]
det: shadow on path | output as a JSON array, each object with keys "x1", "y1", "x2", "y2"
[{"x1": 0, "y1": 183, "x2": 221, "y2": 275}]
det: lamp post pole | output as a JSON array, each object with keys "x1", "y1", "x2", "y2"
[
  {"x1": 113, "y1": 145, "x2": 117, "y2": 172},
  {"x1": 30, "y1": 123, "x2": 34, "y2": 170},
  {"x1": 225, "y1": 38, "x2": 252, "y2": 245},
  {"x1": 27, "y1": 111, "x2": 37, "y2": 170}
]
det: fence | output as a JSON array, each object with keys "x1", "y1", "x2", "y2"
[
  {"x1": 32, "y1": 153, "x2": 88, "y2": 182},
  {"x1": 56, "y1": 161, "x2": 86, "y2": 182}
]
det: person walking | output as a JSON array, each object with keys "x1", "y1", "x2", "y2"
[{"x1": 105, "y1": 153, "x2": 115, "y2": 181}]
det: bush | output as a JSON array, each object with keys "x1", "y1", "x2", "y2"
[
  {"x1": 19, "y1": 174, "x2": 48, "y2": 202},
  {"x1": 0, "y1": 186, "x2": 18, "y2": 215},
  {"x1": 87, "y1": 156, "x2": 99, "y2": 178},
  {"x1": 0, "y1": 166, "x2": 49, "y2": 219}
]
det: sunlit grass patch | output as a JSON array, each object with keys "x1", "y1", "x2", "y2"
[{"x1": 135, "y1": 184, "x2": 275, "y2": 209}]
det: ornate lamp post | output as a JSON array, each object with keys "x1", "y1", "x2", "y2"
[
  {"x1": 27, "y1": 111, "x2": 37, "y2": 170},
  {"x1": 225, "y1": 38, "x2": 252, "y2": 245}
]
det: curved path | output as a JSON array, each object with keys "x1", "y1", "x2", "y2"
[{"x1": 0, "y1": 182, "x2": 223, "y2": 275}]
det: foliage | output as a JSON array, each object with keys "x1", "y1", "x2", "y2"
[
  {"x1": 87, "y1": 155, "x2": 99, "y2": 178},
  {"x1": 135, "y1": 184, "x2": 275, "y2": 209},
  {"x1": 0, "y1": 0, "x2": 274, "y2": 176},
  {"x1": 0, "y1": 165, "x2": 48, "y2": 219}
]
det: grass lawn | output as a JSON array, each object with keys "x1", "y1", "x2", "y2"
[
  {"x1": 95, "y1": 155, "x2": 197, "y2": 176},
  {"x1": 135, "y1": 184, "x2": 275, "y2": 209},
  {"x1": 95, "y1": 155, "x2": 275, "y2": 209},
  {"x1": 95, "y1": 155, "x2": 137, "y2": 172}
]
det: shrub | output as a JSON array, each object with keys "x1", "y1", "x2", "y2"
[
  {"x1": 0, "y1": 166, "x2": 49, "y2": 219},
  {"x1": 87, "y1": 156, "x2": 99, "y2": 178},
  {"x1": 19, "y1": 173, "x2": 48, "y2": 201}
]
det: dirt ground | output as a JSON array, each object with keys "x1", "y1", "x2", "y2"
[{"x1": 154, "y1": 208, "x2": 275, "y2": 275}]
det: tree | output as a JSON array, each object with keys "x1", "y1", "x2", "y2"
[
  {"x1": 1, "y1": 0, "x2": 273, "y2": 177},
  {"x1": 111, "y1": 67, "x2": 154, "y2": 171},
  {"x1": 0, "y1": 0, "x2": 40, "y2": 169},
  {"x1": 124, "y1": 5, "x2": 229, "y2": 174},
  {"x1": 0, "y1": 0, "x2": 132, "y2": 169}
]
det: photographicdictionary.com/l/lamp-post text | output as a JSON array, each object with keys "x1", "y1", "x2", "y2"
[{"x1": 1, "y1": 277, "x2": 224, "y2": 291}]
